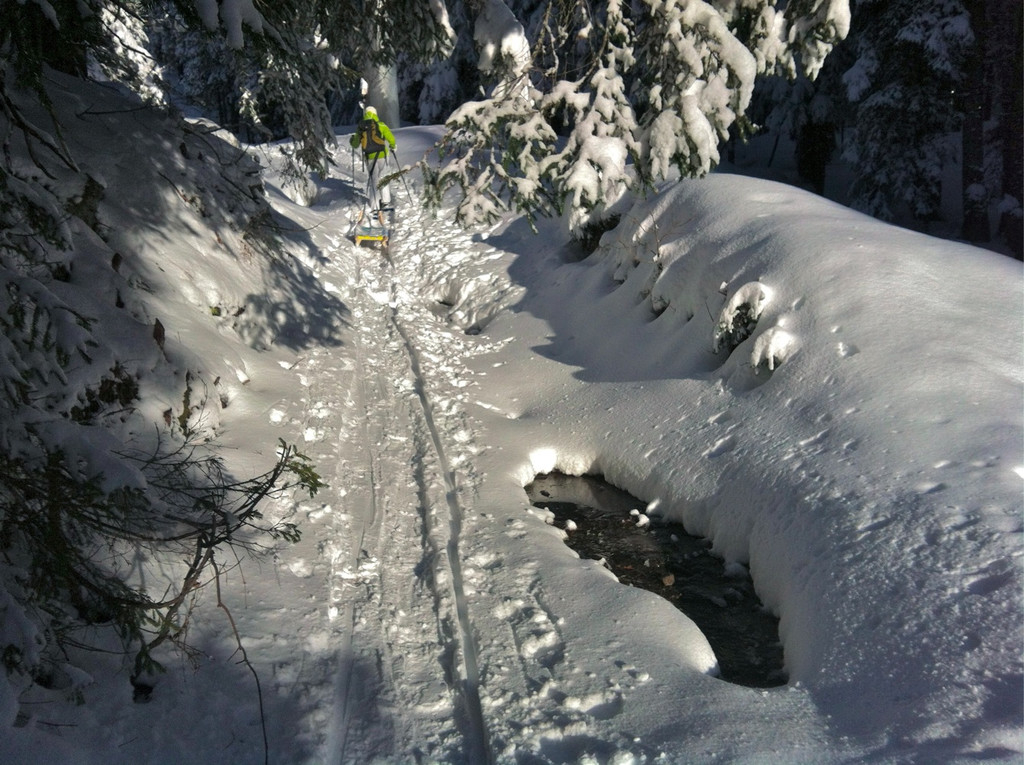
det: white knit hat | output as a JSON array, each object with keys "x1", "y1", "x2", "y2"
[{"x1": 364, "y1": 106, "x2": 378, "y2": 118}]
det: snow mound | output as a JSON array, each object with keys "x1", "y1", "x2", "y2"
[
  {"x1": 751, "y1": 325, "x2": 798, "y2": 372},
  {"x1": 714, "y1": 280, "x2": 773, "y2": 353}
]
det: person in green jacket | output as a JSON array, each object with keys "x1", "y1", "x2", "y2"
[{"x1": 351, "y1": 106, "x2": 397, "y2": 210}]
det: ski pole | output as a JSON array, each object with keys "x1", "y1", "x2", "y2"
[{"x1": 391, "y1": 150, "x2": 414, "y2": 201}]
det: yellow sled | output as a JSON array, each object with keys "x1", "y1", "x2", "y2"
[{"x1": 353, "y1": 208, "x2": 392, "y2": 249}]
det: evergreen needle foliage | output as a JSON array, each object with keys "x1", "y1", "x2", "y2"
[
  {"x1": 1, "y1": 0, "x2": 331, "y2": 696},
  {"x1": 1, "y1": 440, "x2": 322, "y2": 681}
]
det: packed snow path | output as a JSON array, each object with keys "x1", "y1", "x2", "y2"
[{"x1": 286, "y1": 209, "x2": 499, "y2": 761}]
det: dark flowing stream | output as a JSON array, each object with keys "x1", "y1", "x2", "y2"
[{"x1": 525, "y1": 472, "x2": 787, "y2": 689}]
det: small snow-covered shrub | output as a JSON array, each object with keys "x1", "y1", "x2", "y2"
[
  {"x1": 751, "y1": 326, "x2": 798, "y2": 372},
  {"x1": 574, "y1": 214, "x2": 622, "y2": 256},
  {"x1": 713, "y1": 281, "x2": 773, "y2": 354}
]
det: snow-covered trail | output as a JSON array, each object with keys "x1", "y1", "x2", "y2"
[
  {"x1": 269, "y1": 184, "x2": 509, "y2": 762},
  {"x1": 279, "y1": 179, "x2": 638, "y2": 762},
  {"x1": 322, "y1": 237, "x2": 487, "y2": 761}
]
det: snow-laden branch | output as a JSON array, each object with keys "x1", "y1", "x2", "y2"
[
  {"x1": 429, "y1": 0, "x2": 850, "y2": 237},
  {"x1": 193, "y1": 0, "x2": 264, "y2": 49}
]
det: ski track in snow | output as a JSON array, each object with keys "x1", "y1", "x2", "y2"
[
  {"x1": 276, "y1": 187, "x2": 616, "y2": 762},
  {"x1": 279, "y1": 194, "x2": 506, "y2": 763}
]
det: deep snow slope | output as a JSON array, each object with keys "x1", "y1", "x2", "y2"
[{"x1": 451, "y1": 176, "x2": 1024, "y2": 762}]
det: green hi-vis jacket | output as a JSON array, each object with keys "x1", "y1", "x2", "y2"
[{"x1": 351, "y1": 114, "x2": 396, "y2": 160}]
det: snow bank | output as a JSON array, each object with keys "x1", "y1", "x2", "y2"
[{"x1": 473, "y1": 173, "x2": 1022, "y2": 758}]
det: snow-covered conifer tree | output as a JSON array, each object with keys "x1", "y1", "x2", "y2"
[
  {"x1": 422, "y1": 0, "x2": 552, "y2": 227},
  {"x1": 549, "y1": 0, "x2": 639, "y2": 234},
  {"x1": 635, "y1": 1, "x2": 758, "y2": 182},
  {"x1": 840, "y1": 0, "x2": 967, "y2": 222},
  {"x1": 838, "y1": 0, "x2": 1020, "y2": 247},
  {"x1": 401, "y1": 0, "x2": 478, "y2": 124},
  {"x1": 741, "y1": 0, "x2": 1019, "y2": 254},
  {"x1": 425, "y1": 0, "x2": 852, "y2": 237}
]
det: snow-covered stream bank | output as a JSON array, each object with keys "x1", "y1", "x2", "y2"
[
  {"x1": 2, "y1": 88, "x2": 1020, "y2": 764},
  {"x1": 525, "y1": 471, "x2": 787, "y2": 690}
]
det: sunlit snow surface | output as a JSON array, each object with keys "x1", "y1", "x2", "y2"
[{"x1": 2, "y1": 75, "x2": 1021, "y2": 764}]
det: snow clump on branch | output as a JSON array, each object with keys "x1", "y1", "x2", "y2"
[{"x1": 194, "y1": 0, "x2": 263, "y2": 49}]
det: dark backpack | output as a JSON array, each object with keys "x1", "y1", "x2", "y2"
[{"x1": 359, "y1": 118, "x2": 387, "y2": 156}]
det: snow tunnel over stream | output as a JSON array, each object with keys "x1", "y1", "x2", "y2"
[{"x1": 525, "y1": 473, "x2": 787, "y2": 689}]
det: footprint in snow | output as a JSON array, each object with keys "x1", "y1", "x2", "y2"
[{"x1": 704, "y1": 435, "x2": 737, "y2": 458}]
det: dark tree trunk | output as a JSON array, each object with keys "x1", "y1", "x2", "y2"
[
  {"x1": 960, "y1": 0, "x2": 989, "y2": 243},
  {"x1": 796, "y1": 122, "x2": 836, "y2": 195},
  {"x1": 998, "y1": 2, "x2": 1023, "y2": 258}
]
